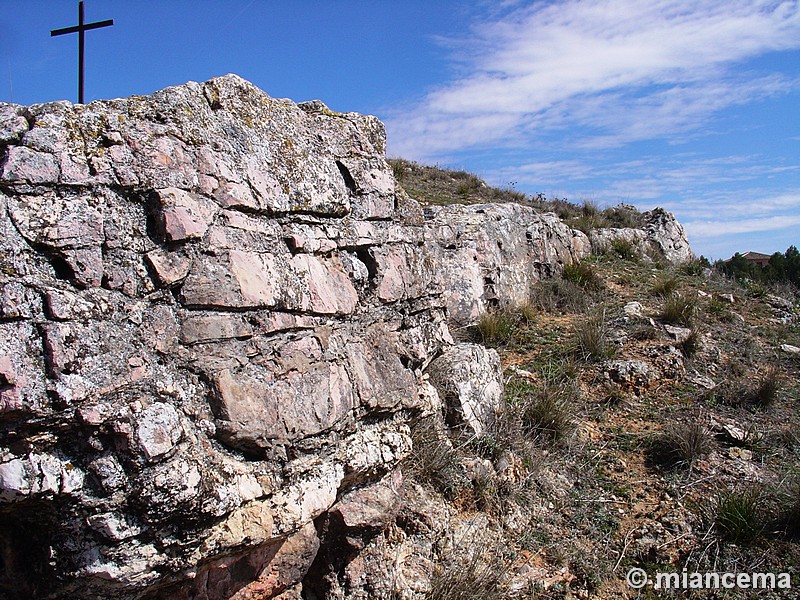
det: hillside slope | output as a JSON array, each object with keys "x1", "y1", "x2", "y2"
[{"x1": 373, "y1": 166, "x2": 800, "y2": 599}]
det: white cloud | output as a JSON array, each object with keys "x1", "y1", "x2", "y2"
[
  {"x1": 387, "y1": 0, "x2": 800, "y2": 159},
  {"x1": 684, "y1": 214, "x2": 800, "y2": 238}
]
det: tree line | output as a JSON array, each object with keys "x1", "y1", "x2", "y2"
[{"x1": 716, "y1": 245, "x2": 800, "y2": 288}]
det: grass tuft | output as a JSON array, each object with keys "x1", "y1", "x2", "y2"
[
  {"x1": 515, "y1": 381, "x2": 580, "y2": 447},
  {"x1": 650, "y1": 421, "x2": 713, "y2": 469},
  {"x1": 713, "y1": 485, "x2": 766, "y2": 545},
  {"x1": 428, "y1": 533, "x2": 504, "y2": 600},
  {"x1": 474, "y1": 309, "x2": 517, "y2": 346},
  {"x1": 660, "y1": 292, "x2": 696, "y2": 326},
  {"x1": 572, "y1": 309, "x2": 613, "y2": 361},
  {"x1": 563, "y1": 261, "x2": 604, "y2": 291},
  {"x1": 407, "y1": 418, "x2": 468, "y2": 499},
  {"x1": 609, "y1": 238, "x2": 637, "y2": 261},
  {"x1": 651, "y1": 275, "x2": 679, "y2": 297}
]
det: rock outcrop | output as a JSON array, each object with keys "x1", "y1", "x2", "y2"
[
  {"x1": 589, "y1": 207, "x2": 694, "y2": 264},
  {"x1": 0, "y1": 75, "x2": 692, "y2": 599}
]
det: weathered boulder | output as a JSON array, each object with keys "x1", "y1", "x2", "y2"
[
  {"x1": 426, "y1": 343, "x2": 503, "y2": 435},
  {"x1": 590, "y1": 208, "x2": 692, "y2": 264}
]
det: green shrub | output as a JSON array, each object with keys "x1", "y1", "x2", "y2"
[
  {"x1": 681, "y1": 259, "x2": 708, "y2": 276},
  {"x1": 599, "y1": 204, "x2": 643, "y2": 229},
  {"x1": 747, "y1": 282, "x2": 768, "y2": 299},
  {"x1": 391, "y1": 159, "x2": 409, "y2": 181},
  {"x1": 706, "y1": 298, "x2": 734, "y2": 322}
]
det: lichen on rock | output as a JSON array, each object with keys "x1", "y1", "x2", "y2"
[{"x1": 0, "y1": 74, "x2": 693, "y2": 599}]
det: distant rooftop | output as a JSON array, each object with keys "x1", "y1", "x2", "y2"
[{"x1": 741, "y1": 251, "x2": 772, "y2": 260}]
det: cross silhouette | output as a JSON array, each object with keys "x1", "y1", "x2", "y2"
[{"x1": 51, "y1": 1, "x2": 114, "y2": 104}]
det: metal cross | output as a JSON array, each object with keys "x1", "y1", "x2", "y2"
[{"x1": 51, "y1": 1, "x2": 114, "y2": 104}]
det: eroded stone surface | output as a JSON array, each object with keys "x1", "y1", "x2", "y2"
[{"x1": 0, "y1": 74, "x2": 692, "y2": 599}]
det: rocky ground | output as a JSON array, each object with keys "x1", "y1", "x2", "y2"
[{"x1": 382, "y1": 164, "x2": 800, "y2": 600}]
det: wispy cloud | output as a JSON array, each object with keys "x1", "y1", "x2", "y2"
[
  {"x1": 387, "y1": 0, "x2": 800, "y2": 159},
  {"x1": 685, "y1": 214, "x2": 800, "y2": 238}
]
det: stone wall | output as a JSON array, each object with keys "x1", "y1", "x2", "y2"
[{"x1": 0, "y1": 75, "x2": 691, "y2": 599}]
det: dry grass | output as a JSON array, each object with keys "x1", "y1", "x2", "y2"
[
  {"x1": 572, "y1": 309, "x2": 614, "y2": 361},
  {"x1": 649, "y1": 420, "x2": 713, "y2": 469},
  {"x1": 660, "y1": 292, "x2": 696, "y2": 326}
]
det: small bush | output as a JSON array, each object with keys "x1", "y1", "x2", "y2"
[
  {"x1": 650, "y1": 421, "x2": 713, "y2": 468},
  {"x1": 681, "y1": 259, "x2": 708, "y2": 276},
  {"x1": 747, "y1": 282, "x2": 768, "y2": 299},
  {"x1": 601, "y1": 204, "x2": 643, "y2": 229},
  {"x1": 572, "y1": 310, "x2": 613, "y2": 361},
  {"x1": 660, "y1": 292, "x2": 696, "y2": 326},
  {"x1": 391, "y1": 159, "x2": 409, "y2": 181},
  {"x1": 706, "y1": 298, "x2": 734, "y2": 322},
  {"x1": 714, "y1": 485, "x2": 766, "y2": 545}
]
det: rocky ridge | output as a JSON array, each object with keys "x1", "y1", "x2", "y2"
[{"x1": 0, "y1": 75, "x2": 691, "y2": 599}]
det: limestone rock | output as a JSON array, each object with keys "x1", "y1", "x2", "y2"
[
  {"x1": 426, "y1": 343, "x2": 503, "y2": 435},
  {"x1": 781, "y1": 344, "x2": 800, "y2": 355},
  {"x1": 590, "y1": 208, "x2": 693, "y2": 264},
  {"x1": 603, "y1": 359, "x2": 654, "y2": 394},
  {"x1": 642, "y1": 208, "x2": 694, "y2": 263},
  {"x1": 424, "y1": 203, "x2": 591, "y2": 324},
  {"x1": 0, "y1": 74, "x2": 694, "y2": 599}
]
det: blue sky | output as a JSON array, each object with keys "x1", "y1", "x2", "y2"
[{"x1": 2, "y1": 1, "x2": 799, "y2": 259}]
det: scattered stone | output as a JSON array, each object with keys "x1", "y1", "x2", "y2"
[
  {"x1": 623, "y1": 301, "x2": 645, "y2": 319},
  {"x1": 781, "y1": 344, "x2": 800, "y2": 355},
  {"x1": 603, "y1": 360, "x2": 654, "y2": 394},
  {"x1": 664, "y1": 324, "x2": 693, "y2": 343},
  {"x1": 716, "y1": 293, "x2": 735, "y2": 304},
  {"x1": 687, "y1": 372, "x2": 716, "y2": 390}
]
